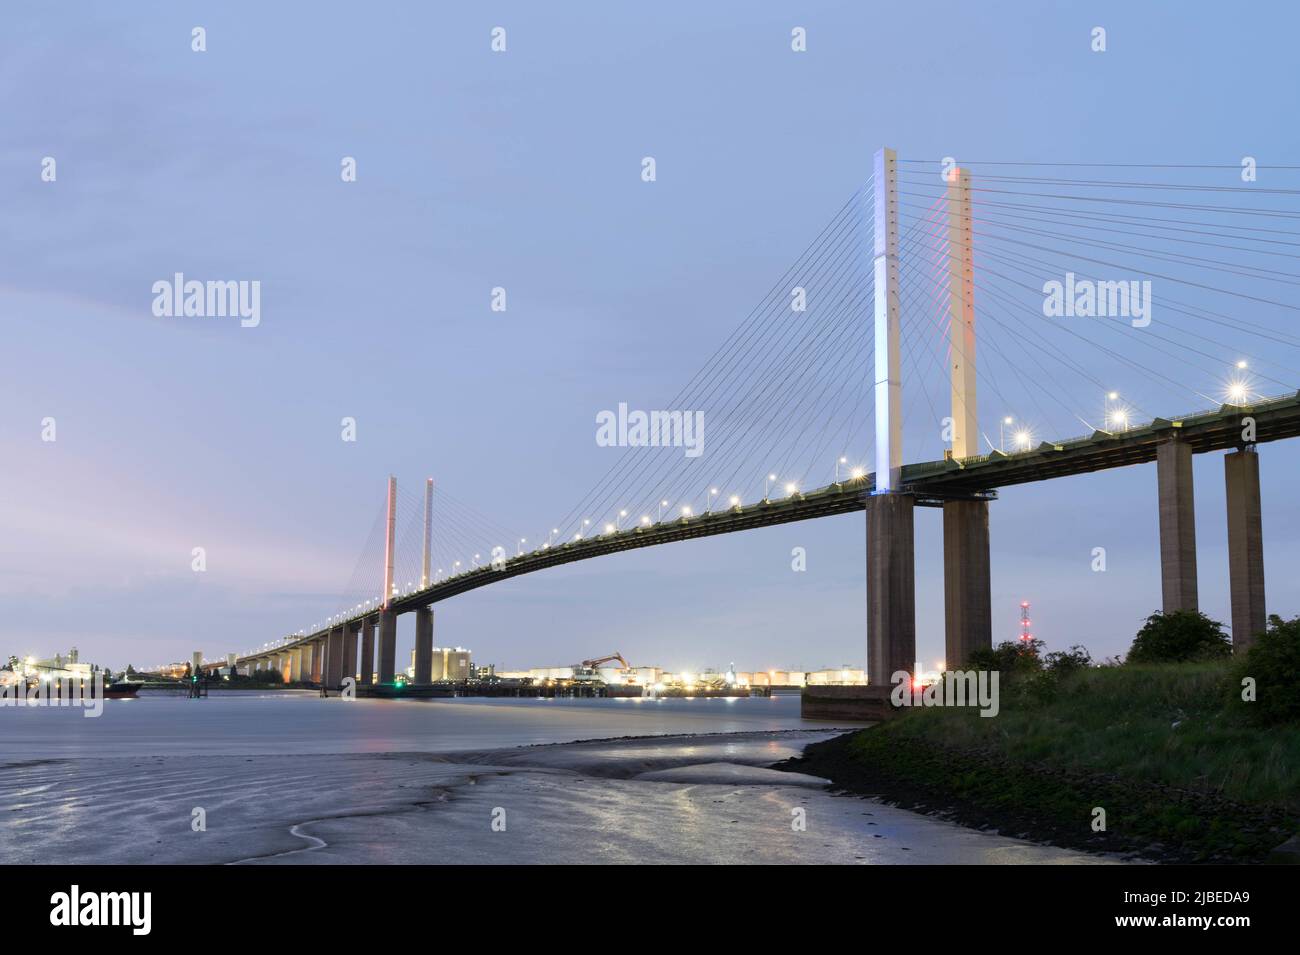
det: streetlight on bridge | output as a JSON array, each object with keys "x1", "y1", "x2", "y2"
[{"x1": 1226, "y1": 361, "x2": 1253, "y2": 405}]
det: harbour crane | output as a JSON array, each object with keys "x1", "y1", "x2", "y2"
[{"x1": 579, "y1": 653, "x2": 630, "y2": 670}]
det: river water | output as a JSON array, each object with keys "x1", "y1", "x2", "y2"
[{"x1": 0, "y1": 691, "x2": 1114, "y2": 864}]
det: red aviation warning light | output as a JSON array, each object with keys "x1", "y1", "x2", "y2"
[{"x1": 1019, "y1": 601, "x2": 1033, "y2": 642}]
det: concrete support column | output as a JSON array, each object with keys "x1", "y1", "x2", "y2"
[
  {"x1": 324, "y1": 628, "x2": 345, "y2": 687},
  {"x1": 289, "y1": 648, "x2": 303, "y2": 683},
  {"x1": 310, "y1": 640, "x2": 323, "y2": 683},
  {"x1": 342, "y1": 624, "x2": 359, "y2": 683},
  {"x1": 413, "y1": 608, "x2": 434, "y2": 685},
  {"x1": 378, "y1": 611, "x2": 398, "y2": 684},
  {"x1": 1156, "y1": 437, "x2": 1198, "y2": 612},
  {"x1": 943, "y1": 499, "x2": 991, "y2": 668},
  {"x1": 866, "y1": 494, "x2": 916, "y2": 686},
  {"x1": 280, "y1": 655, "x2": 291, "y2": 683},
  {"x1": 360, "y1": 618, "x2": 375, "y2": 685},
  {"x1": 1225, "y1": 448, "x2": 1266, "y2": 651}
]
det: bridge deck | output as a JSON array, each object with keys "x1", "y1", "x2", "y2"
[{"x1": 240, "y1": 393, "x2": 1300, "y2": 663}]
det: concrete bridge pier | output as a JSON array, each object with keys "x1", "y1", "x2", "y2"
[
  {"x1": 342, "y1": 623, "x2": 359, "y2": 683},
  {"x1": 288, "y1": 648, "x2": 303, "y2": 683},
  {"x1": 1157, "y1": 437, "x2": 1199, "y2": 612},
  {"x1": 310, "y1": 639, "x2": 323, "y2": 683},
  {"x1": 866, "y1": 494, "x2": 916, "y2": 686},
  {"x1": 360, "y1": 617, "x2": 375, "y2": 685},
  {"x1": 299, "y1": 644, "x2": 313, "y2": 684},
  {"x1": 413, "y1": 607, "x2": 434, "y2": 684},
  {"x1": 1225, "y1": 447, "x2": 1266, "y2": 651},
  {"x1": 324, "y1": 627, "x2": 345, "y2": 687},
  {"x1": 377, "y1": 610, "x2": 397, "y2": 683},
  {"x1": 943, "y1": 499, "x2": 992, "y2": 667}
]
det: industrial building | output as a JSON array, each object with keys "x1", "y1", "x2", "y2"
[{"x1": 406, "y1": 646, "x2": 472, "y2": 682}]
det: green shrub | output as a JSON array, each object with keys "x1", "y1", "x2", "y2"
[
  {"x1": 1232, "y1": 614, "x2": 1300, "y2": 726},
  {"x1": 967, "y1": 638, "x2": 1044, "y2": 673},
  {"x1": 1044, "y1": 645, "x2": 1092, "y2": 676},
  {"x1": 1127, "y1": 610, "x2": 1230, "y2": 664}
]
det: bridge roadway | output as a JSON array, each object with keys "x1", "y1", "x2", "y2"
[{"x1": 234, "y1": 391, "x2": 1299, "y2": 674}]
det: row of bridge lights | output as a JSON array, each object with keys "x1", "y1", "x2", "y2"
[
  {"x1": 278, "y1": 456, "x2": 914, "y2": 638},
  {"x1": 389, "y1": 468, "x2": 870, "y2": 607},
  {"x1": 284, "y1": 362, "x2": 1261, "y2": 640},
  {"x1": 1101, "y1": 362, "x2": 1254, "y2": 435},
  {"x1": 1000, "y1": 362, "x2": 1256, "y2": 452},
  {"x1": 283, "y1": 464, "x2": 855, "y2": 636}
]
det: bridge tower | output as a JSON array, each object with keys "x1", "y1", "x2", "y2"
[
  {"x1": 866, "y1": 146, "x2": 917, "y2": 687},
  {"x1": 413, "y1": 477, "x2": 435, "y2": 685},
  {"x1": 942, "y1": 166, "x2": 992, "y2": 668},
  {"x1": 377, "y1": 475, "x2": 398, "y2": 683}
]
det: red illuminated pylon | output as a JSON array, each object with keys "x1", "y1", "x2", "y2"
[{"x1": 1019, "y1": 600, "x2": 1033, "y2": 642}]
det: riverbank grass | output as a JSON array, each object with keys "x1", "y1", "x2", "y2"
[{"x1": 793, "y1": 662, "x2": 1300, "y2": 862}]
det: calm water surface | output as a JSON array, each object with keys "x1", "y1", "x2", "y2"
[{"x1": 0, "y1": 690, "x2": 836, "y2": 758}]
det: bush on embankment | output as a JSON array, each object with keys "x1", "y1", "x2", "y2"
[
  {"x1": 1127, "y1": 609, "x2": 1232, "y2": 664},
  {"x1": 1231, "y1": 614, "x2": 1300, "y2": 727}
]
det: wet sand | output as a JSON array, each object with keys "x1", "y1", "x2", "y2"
[{"x1": 0, "y1": 730, "x2": 1117, "y2": 865}]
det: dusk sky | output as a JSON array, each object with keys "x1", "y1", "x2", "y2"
[{"x1": 3, "y1": 1, "x2": 1299, "y2": 673}]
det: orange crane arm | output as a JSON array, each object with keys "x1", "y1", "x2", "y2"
[{"x1": 580, "y1": 653, "x2": 630, "y2": 669}]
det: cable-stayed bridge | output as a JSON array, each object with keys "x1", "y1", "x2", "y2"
[{"x1": 225, "y1": 150, "x2": 1300, "y2": 690}]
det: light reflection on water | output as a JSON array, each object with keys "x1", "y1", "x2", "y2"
[{"x1": 0, "y1": 690, "x2": 848, "y2": 759}]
